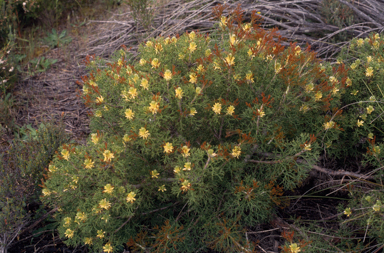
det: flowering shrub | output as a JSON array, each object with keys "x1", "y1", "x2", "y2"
[
  {"x1": 41, "y1": 6, "x2": 353, "y2": 252},
  {"x1": 331, "y1": 33, "x2": 384, "y2": 247}
]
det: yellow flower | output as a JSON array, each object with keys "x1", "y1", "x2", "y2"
[
  {"x1": 99, "y1": 198, "x2": 111, "y2": 210},
  {"x1": 103, "y1": 150, "x2": 114, "y2": 162},
  {"x1": 350, "y1": 63, "x2": 357, "y2": 70},
  {"x1": 155, "y1": 43, "x2": 163, "y2": 54},
  {"x1": 178, "y1": 53, "x2": 185, "y2": 60},
  {"x1": 174, "y1": 166, "x2": 181, "y2": 174},
  {"x1": 289, "y1": 243, "x2": 301, "y2": 253},
  {"x1": 357, "y1": 120, "x2": 364, "y2": 127},
  {"x1": 64, "y1": 217, "x2": 71, "y2": 227},
  {"x1": 294, "y1": 45, "x2": 301, "y2": 56},
  {"x1": 367, "y1": 56, "x2": 373, "y2": 63},
  {"x1": 303, "y1": 143, "x2": 311, "y2": 151},
  {"x1": 89, "y1": 80, "x2": 97, "y2": 87},
  {"x1": 171, "y1": 36, "x2": 177, "y2": 43},
  {"x1": 231, "y1": 146, "x2": 241, "y2": 159},
  {"x1": 226, "y1": 105, "x2": 235, "y2": 116},
  {"x1": 146, "y1": 41, "x2": 153, "y2": 47},
  {"x1": 246, "y1": 71, "x2": 254, "y2": 83},
  {"x1": 329, "y1": 76, "x2": 338, "y2": 84},
  {"x1": 189, "y1": 42, "x2": 197, "y2": 53},
  {"x1": 356, "y1": 38, "x2": 364, "y2": 47},
  {"x1": 219, "y1": 16, "x2": 227, "y2": 29},
  {"x1": 373, "y1": 145, "x2": 381, "y2": 155},
  {"x1": 189, "y1": 108, "x2": 197, "y2": 116},
  {"x1": 125, "y1": 108, "x2": 134, "y2": 120},
  {"x1": 247, "y1": 48, "x2": 254, "y2": 59},
  {"x1": 75, "y1": 212, "x2": 87, "y2": 222},
  {"x1": 225, "y1": 53, "x2": 235, "y2": 66},
  {"x1": 346, "y1": 77, "x2": 352, "y2": 87},
  {"x1": 314, "y1": 91, "x2": 322, "y2": 101},
  {"x1": 42, "y1": 188, "x2": 51, "y2": 196},
  {"x1": 95, "y1": 110, "x2": 102, "y2": 117},
  {"x1": 164, "y1": 142, "x2": 174, "y2": 154},
  {"x1": 139, "y1": 127, "x2": 150, "y2": 139},
  {"x1": 299, "y1": 105, "x2": 310, "y2": 113},
  {"x1": 367, "y1": 105, "x2": 374, "y2": 114},
  {"x1": 149, "y1": 101, "x2": 159, "y2": 114},
  {"x1": 368, "y1": 133, "x2": 374, "y2": 139},
  {"x1": 323, "y1": 121, "x2": 335, "y2": 130},
  {"x1": 243, "y1": 23, "x2": 252, "y2": 31},
  {"x1": 84, "y1": 238, "x2": 92, "y2": 245},
  {"x1": 151, "y1": 58, "x2": 160, "y2": 68},
  {"x1": 275, "y1": 62, "x2": 282, "y2": 74},
  {"x1": 197, "y1": 64, "x2": 205, "y2": 72},
  {"x1": 128, "y1": 87, "x2": 138, "y2": 99},
  {"x1": 373, "y1": 200, "x2": 382, "y2": 212},
  {"x1": 212, "y1": 103, "x2": 222, "y2": 114},
  {"x1": 164, "y1": 37, "x2": 170, "y2": 44},
  {"x1": 103, "y1": 243, "x2": 113, "y2": 253},
  {"x1": 97, "y1": 230, "x2": 105, "y2": 238},
  {"x1": 196, "y1": 87, "x2": 202, "y2": 95},
  {"x1": 181, "y1": 180, "x2": 191, "y2": 192},
  {"x1": 257, "y1": 109, "x2": 265, "y2": 117},
  {"x1": 305, "y1": 82, "x2": 314, "y2": 93},
  {"x1": 65, "y1": 229, "x2": 74, "y2": 238},
  {"x1": 84, "y1": 159, "x2": 94, "y2": 169},
  {"x1": 61, "y1": 149, "x2": 70, "y2": 161},
  {"x1": 123, "y1": 134, "x2": 131, "y2": 143},
  {"x1": 139, "y1": 58, "x2": 146, "y2": 66},
  {"x1": 48, "y1": 164, "x2": 57, "y2": 172},
  {"x1": 213, "y1": 60, "x2": 221, "y2": 70},
  {"x1": 151, "y1": 170, "x2": 160, "y2": 178},
  {"x1": 96, "y1": 96, "x2": 104, "y2": 103},
  {"x1": 91, "y1": 133, "x2": 99, "y2": 144},
  {"x1": 189, "y1": 73, "x2": 197, "y2": 83},
  {"x1": 351, "y1": 90, "x2": 359, "y2": 96},
  {"x1": 229, "y1": 34, "x2": 238, "y2": 45},
  {"x1": 181, "y1": 145, "x2": 190, "y2": 157},
  {"x1": 344, "y1": 207, "x2": 352, "y2": 217},
  {"x1": 205, "y1": 49, "x2": 211, "y2": 57},
  {"x1": 233, "y1": 74, "x2": 241, "y2": 81},
  {"x1": 188, "y1": 31, "x2": 196, "y2": 40},
  {"x1": 183, "y1": 162, "x2": 192, "y2": 171},
  {"x1": 103, "y1": 184, "x2": 114, "y2": 194},
  {"x1": 175, "y1": 87, "x2": 183, "y2": 99},
  {"x1": 132, "y1": 74, "x2": 140, "y2": 83},
  {"x1": 164, "y1": 69, "x2": 172, "y2": 81},
  {"x1": 332, "y1": 87, "x2": 339, "y2": 95},
  {"x1": 126, "y1": 191, "x2": 136, "y2": 203},
  {"x1": 158, "y1": 185, "x2": 167, "y2": 192},
  {"x1": 141, "y1": 78, "x2": 149, "y2": 90},
  {"x1": 369, "y1": 96, "x2": 376, "y2": 102},
  {"x1": 366, "y1": 67, "x2": 374, "y2": 77}
]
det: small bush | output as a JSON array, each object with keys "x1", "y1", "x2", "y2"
[
  {"x1": 0, "y1": 120, "x2": 70, "y2": 252},
  {"x1": 41, "y1": 5, "x2": 354, "y2": 252}
]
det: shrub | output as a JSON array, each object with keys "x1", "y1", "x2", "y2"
[
  {"x1": 330, "y1": 32, "x2": 384, "y2": 249},
  {"x1": 0, "y1": 120, "x2": 70, "y2": 253},
  {"x1": 41, "y1": 5, "x2": 352, "y2": 252}
]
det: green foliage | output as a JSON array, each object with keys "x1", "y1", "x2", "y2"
[
  {"x1": 41, "y1": 6, "x2": 355, "y2": 252},
  {"x1": 28, "y1": 56, "x2": 57, "y2": 74},
  {"x1": 0, "y1": 120, "x2": 70, "y2": 252},
  {"x1": 319, "y1": 0, "x2": 356, "y2": 42},
  {"x1": 0, "y1": 93, "x2": 17, "y2": 133},
  {"x1": 123, "y1": 0, "x2": 154, "y2": 30},
  {"x1": 42, "y1": 29, "x2": 72, "y2": 48}
]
